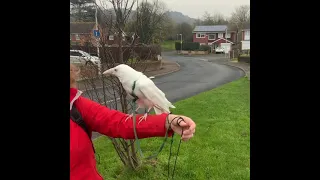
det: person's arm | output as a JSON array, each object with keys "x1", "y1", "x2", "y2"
[{"x1": 76, "y1": 96, "x2": 173, "y2": 139}]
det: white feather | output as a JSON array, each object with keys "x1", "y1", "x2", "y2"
[{"x1": 103, "y1": 64, "x2": 175, "y2": 115}]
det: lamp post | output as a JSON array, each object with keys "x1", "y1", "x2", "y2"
[{"x1": 177, "y1": 33, "x2": 182, "y2": 53}]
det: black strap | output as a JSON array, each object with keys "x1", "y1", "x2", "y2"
[
  {"x1": 70, "y1": 104, "x2": 96, "y2": 153},
  {"x1": 130, "y1": 80, "x2": 139, "y2": 102}
]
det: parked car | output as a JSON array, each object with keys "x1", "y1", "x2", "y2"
[
  {"x1": 215, "y1": 47, "x2": 225, "y2": 54},
  {"x1": 70, "y1": 50, "x2": 101, "y2": 74},
  {"x1": 70, "y1": 50, "x2": 101, "y2": 66}
]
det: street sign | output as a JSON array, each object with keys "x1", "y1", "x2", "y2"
[{"x1": 93, "y1": 30, "x2": 100, "y2": 38}]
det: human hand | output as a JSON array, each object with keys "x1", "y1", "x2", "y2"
[{"x1": 165, "y1": 114, "x2": 196, "y2": 141}]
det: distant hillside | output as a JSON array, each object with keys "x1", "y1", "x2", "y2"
[
  {"x1": 166, "y1": 11, "x2": 196, "y2": 25},
  {"x1": 71, "y1": 8, "x2": 196, "y2": 25}
]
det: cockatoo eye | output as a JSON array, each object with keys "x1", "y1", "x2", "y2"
[{"x1": 114, "y1": 69, "x2": 117, "y2": 72}]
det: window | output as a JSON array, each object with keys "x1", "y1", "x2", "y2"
[
  {"x1": 70, "y1": 51, "x2": 82, "y2": 56},
  {"x1": 208, "y1": 34, "x2": 216, "y2": 40},
  {"x1": 196, "y1": 33, "x2": 205, "y2": 38},
  {"x1": 225, "y1": 33, "x2": 231, "y2": 38},
  {"x1": 218, "y1": 33, "x2": 223, "y2": 38},
  {"x1": 109, "y1": 35, "x2": 114, "y2": 40},
  {"x1": 244, "y1": 30, "x2": 250, "y2": 40},
  {"x1": 75, "y1": 34, "x2": 80, "y2": 40}
]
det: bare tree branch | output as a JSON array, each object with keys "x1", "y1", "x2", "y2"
[
  {"x1": 71, "y1": 0, "x2": 164, "y2": 171},
  {"x1": 229, "y1": 5, "x2": 250, "y2": 29}
]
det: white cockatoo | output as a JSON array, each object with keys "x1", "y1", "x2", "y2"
[{"x1": 102, "y1": 64, "x2": 175, "y2": 123}]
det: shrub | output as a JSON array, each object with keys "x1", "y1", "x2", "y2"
[
  {"x1": 175, "y1": 42, "x2": 200, "y2": 51},
  {"x1": 199, "y1": 45, "x2": 211, "y2": 52},
  {"x1": 175, "y1": 42, "x2": 181, "y2": 51}
]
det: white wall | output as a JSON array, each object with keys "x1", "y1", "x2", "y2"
[
  {"x1": 244, "y1": 30, "x2": 250, "y2": 41},
  {"x1": 241, "y1": 41, "x2": 250, "y2": 50},
  {"x1": 221, "y1": 43, "x2": 231, "y2": 53}
]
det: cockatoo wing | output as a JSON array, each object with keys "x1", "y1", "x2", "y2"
[{"x1": 136, "y1": 78, "x2": 175, "y2": 114}]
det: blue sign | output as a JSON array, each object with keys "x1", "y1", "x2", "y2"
[{"x1": 93, "y1": 30, "x2": 100, "y2": 38}]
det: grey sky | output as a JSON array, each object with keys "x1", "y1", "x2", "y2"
[
  {"x1": 162, "y1": 0, "x2": 250, "y2": 18},
  {"x1": 97, "y1": 0, "x2": 250, "y2": 19}
]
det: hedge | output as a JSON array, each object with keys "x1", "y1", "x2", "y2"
[
  {"x1": 199, "y1": 45, "x2": 211, "y2": 52},
  {"x1": 175, "y1": 42, "x2": 200, "y2": 51}
]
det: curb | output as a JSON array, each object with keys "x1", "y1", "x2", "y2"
[
  {"x1": 223, "y1": 62, "x2": 249, "y2": 80},
  {"x1": 152, "y1": 61, "x2": 181, "y2": 77},
  {"x1": 80, "y1": 61, "x2": 181, "y2": 92}
]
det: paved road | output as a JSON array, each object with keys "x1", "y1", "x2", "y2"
[
  {"x1": 155, "y1": 52, "x2": 244, "y2": 102},
  {"x1": 84, "y1": 52, "x2": 244, "y2": 107},
  {"x1": 83, "y1": 51, "x2": 244, "y2": 105},
  {"x1": 85, "y1": 51, "x2": 244, "y2": 139}
]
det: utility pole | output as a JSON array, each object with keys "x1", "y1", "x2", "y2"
[{"x1": 95, "y1": 0, "x2": 99, "y2": 57}]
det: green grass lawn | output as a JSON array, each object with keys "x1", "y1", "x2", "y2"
[
  {"x1": 231, "y1": 58, "x2": 239, "y2": 62},
  {"x1": 239, "y1": 54, "x2": 250, "y2": 57},
  {"x1": 94, "y1": 78, "x2": 250, "y2": 180},
  {"x1": 161, "y1": 40, "x2": 176, "y2": 51}
]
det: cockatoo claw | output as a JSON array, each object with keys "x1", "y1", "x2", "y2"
[
  {"x1": 138, "y1": 113, "x2": 148, "y2": 124},
  {"x1": 125, "y1": 113, "x2": 133, "y2": 122}
]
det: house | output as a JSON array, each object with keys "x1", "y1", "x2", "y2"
[
  {"x1": 70, "y1": 22, "x2": 97, "y2": 46},
  {"x1": 192, "y1": 25, "x2": 237, "y2": 51},
  {"x1": 70, "y1": 22, "x2": 139, "y2": 47},
  {"x1": 241, "y1": 23, "x2": 250, "y2": 51}
]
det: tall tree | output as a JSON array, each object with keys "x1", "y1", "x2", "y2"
[
  {"x1": 229, "y1": 5, "x2": 250, "y2": 29},
  {"x1": 157, "y1": 17, "x2": 175, "y2": 43},
  {"x1": 229, "y1": 5, "x2": 250, "y2": 43},
  {"x1": 212, "y1": 12, "x2": 228, "y2": 24},
  {"x1": 202, "y1": 11, "x2": 214, "y2": 25},
  {"x1": 70, "y1": 0, "x2": 96, "y2": 22},
  {"x1": 201, "y1": 11, "x2": 228, "y2": 25},
  {"x1": 108, "y1": 0, "x2": 136, "y2": 63},
  {"x1": 127, "y1": 0, "x2": 169, "y2": 44},
  {"x1": 193, "y1": 18, "x2": 202, "y2": 27},
  {"x1": 175, "y1": 22, "x2": 193, "y2": 42}
]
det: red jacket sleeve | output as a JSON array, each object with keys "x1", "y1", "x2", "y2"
[{"x1": 75, "y1": 96, "x2": 173, "y2": 139}]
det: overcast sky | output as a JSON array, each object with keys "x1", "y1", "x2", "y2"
[
  {"x1": 162, "y1": 0, "x2": 250, "y2": 18},
  {"x1": 96, "y1": 0, "x2": 250, "y2": 19}
]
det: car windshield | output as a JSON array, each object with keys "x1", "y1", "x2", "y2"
[{"x1": 81, "y1": 51, "x2": 90, "y2": 56}]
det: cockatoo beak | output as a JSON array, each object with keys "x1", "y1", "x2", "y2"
[{"x1": 102, "y1": 69, "x2": 113, "y2": 76}]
